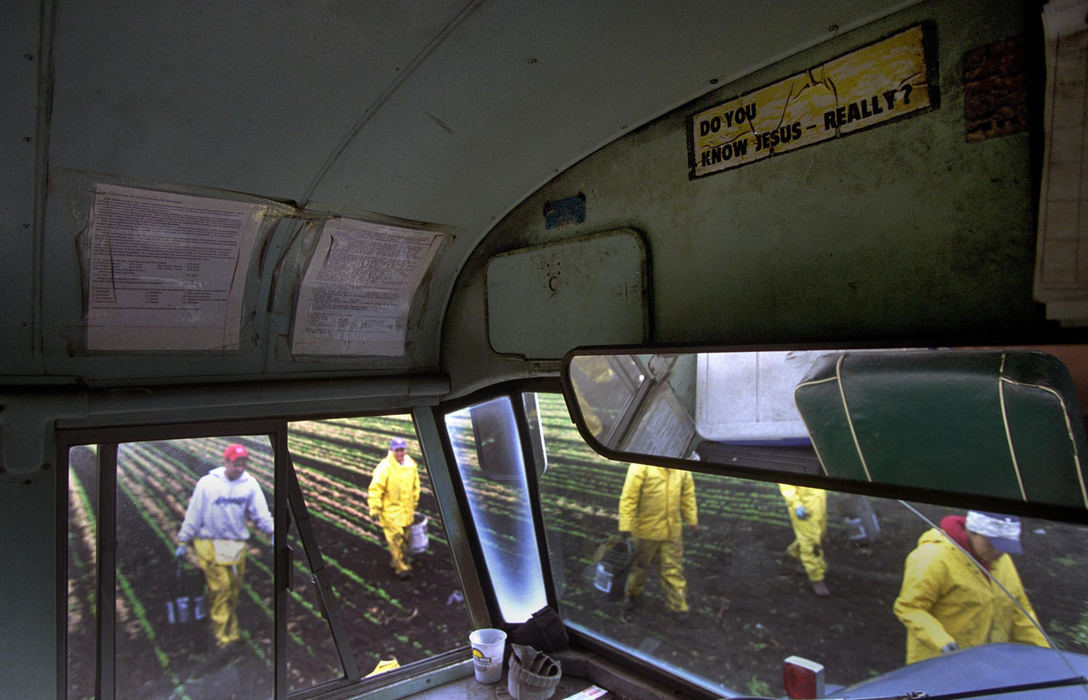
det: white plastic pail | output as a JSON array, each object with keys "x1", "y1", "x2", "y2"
[{"x1": 408, "y1": 513, "x2": 429, "y2": 554}]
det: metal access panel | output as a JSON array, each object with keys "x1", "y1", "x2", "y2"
[{"x1": 486, "y1": 229, "x2": 648, "y2": 359}]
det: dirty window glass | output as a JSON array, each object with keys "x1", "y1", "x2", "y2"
[
  {"x1": 66, "y1": 418, "x2": 475, "y2": 700},
  {"x1": 286, "y1": 416, "x2": 471, "y2": 686},
  {"x1": 445, "y1": 396, "x2": 547, "y2": 622},
  {"x1": 533, "y1": 392, "x2": 1088, "y2": 698},
  {"x1": 67, "y1": 436, "x2": 276, "y2": 700},
  {"x1": 67, "y1": 445, "x2": 98, "y2": 699}
]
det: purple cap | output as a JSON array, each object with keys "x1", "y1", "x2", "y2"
[{"x1": 390, "y1": 437, "x2": 408, "y2": 450}]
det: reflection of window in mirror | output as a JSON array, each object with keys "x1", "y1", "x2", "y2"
[{"x1": 568, "y1": 355, "x2": 648, "y2": 444}]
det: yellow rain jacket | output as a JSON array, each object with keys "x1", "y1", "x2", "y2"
[
  {"x1": 894, "y1": 520, "x2": 1049, "y2": 664},
  {"x1": 618, "y1": 464, "x2": 697, "y2": 540},
  {"x1": 368, "y1": 451, "x2": 421, "y2": 529},
  {"x1": 778, "y1": 484, "x2": 828, "y2": 582}
]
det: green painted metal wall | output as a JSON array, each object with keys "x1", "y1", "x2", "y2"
[{"x1": 444, "y1": 0, "x2": 1045, "y2": 397}]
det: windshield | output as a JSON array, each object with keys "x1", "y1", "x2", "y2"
[{"x1": 532, "y1": 391, "x2": 1088, "y2": 698}]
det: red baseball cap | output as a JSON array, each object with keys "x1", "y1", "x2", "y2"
[{"x1": 224, "y1": 443, "x2": 249, "y2": 462}]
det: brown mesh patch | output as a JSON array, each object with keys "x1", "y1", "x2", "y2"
[{"x1": 964, "y1": 34, "x2": 1028, "y2": 142}]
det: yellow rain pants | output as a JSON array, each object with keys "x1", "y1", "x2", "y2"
[
  {"x1": 192, "y1": 538, "x2": 247, "y2": 647},
  {"x1": 626, "y1": 536, "x2": 689, "y2": 612},
  {"x1": 778, "y1": 484, "x2": 827, "y2": 582},
  {"x1": 382, "y1": 525, "x2": 411, "y2": 575}
]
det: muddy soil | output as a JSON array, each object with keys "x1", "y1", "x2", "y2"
[{"x1": 552, "y1": 483, "x2": 1088, "y2": 696}]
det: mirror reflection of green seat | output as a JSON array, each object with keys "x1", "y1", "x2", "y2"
[{"x1": 794, "y1": 350, "x2": 1088, "y2": 508}]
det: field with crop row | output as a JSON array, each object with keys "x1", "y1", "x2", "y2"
[{"x1": 66, "y1": 417, "x2": 471, "y2": 699}]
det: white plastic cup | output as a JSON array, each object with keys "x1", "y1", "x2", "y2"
[{"x1": 469, "y1": 627, "x2": 507, "y2": 683}]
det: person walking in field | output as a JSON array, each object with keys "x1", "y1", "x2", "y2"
[
  {"x1": 175, "y1": 443, "x2": 274, "y2": 649},
  {"x1": 369, "y1": 437, "x2": 421, "y2": 580},
  {"x1": 618, "y1": 463, "x2": 699, "y2": 615},
  {"x1": 893, "y1": 510, "x2": 1049, "y2": 664},
  {"x1": 778, "y1": 483, "x2": 830, "y2": 597}
]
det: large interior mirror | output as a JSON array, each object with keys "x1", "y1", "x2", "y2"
[{"x1": 563, "y1": 346, "x2": 1088, "y2": 516}]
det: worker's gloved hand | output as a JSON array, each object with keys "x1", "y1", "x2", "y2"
[
  {"x1": 618, "y1": 530, "x2": 631, "y2": 537},
  {"x1": 794, "y1": 506, "x2": 809, "y2": 520},
  {"x1": 688, "y1": 523, "x2": 700, "y2": 537},
  {"x1": 940, "y1": 642, "x2": 958, "y2": 654},
  {"x1": 174, "y1": 544, "x2": 187, "y2": 559}
]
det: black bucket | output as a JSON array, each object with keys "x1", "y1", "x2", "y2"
[
  {"x1": 167, "y1": 560, "x2": 207, "y2": 625},
  {"x1": 839, "y1": 495, "x2": 881, "y2": 546},
  {"x1": 591, "y1": 536, "x2": 633, "y2": 600}
]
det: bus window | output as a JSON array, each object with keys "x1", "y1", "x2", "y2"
[
  {"x1": 444, "y1": 397, "x2": 547, "y2": 622},
  {"x1": 286, "y1": 416, "x2": 472, "y2": 685},
  {"x1": 67, "y1": 436, "x2": 276, "y2": 700},
  {"x1": 66, "y1": 416, "x2": 475, "y2": 699},
  {"x1": 533, "y1": 391, "x2": 1088, "y2": 697}
]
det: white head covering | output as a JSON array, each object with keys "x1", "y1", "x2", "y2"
[{"x1": 965, "y1": 511, "x2": 1022, "y2": 554}]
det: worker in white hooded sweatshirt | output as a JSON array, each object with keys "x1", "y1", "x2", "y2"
[{"x1": 176, "y1": 443, "x2": 274, "y2": 648}]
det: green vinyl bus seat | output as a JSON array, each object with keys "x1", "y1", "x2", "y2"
[{"x1": 793, "y1": 350, "x2": 1088, "y2": 508}]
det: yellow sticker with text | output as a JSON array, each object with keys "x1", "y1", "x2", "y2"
[{"x1": 688, "y1": 23, "x2": 936, "y2": 178}]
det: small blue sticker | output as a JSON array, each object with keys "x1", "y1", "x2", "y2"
[{"x1": 544, "y1": 194, "x2": 586, "y2": 229}]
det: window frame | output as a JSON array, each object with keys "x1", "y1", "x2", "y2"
[
  {"x1": 58, "y1": 419, "x2": 291, "y2": 699},
  {"x1": 433, "y1": 379, "x2": 561, "y2": 627},
  {"x1": 432, "y1": 380, "x2": 723, "y2": 698}
]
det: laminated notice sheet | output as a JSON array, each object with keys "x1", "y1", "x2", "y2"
[
  {"x1": 291, "y1": 218, "x2": 444, "y2": 356},
  {"x1": 86, "y1": 184, "x2": 266, "y2": 351}
]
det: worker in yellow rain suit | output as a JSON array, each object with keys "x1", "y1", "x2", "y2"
[
  {"x1": 778, "y1": 483, "x2": 830, "y2": 597},
  {"x1": 368, "y1": 437, "x2": 421, "y2": 580},
  {"x1": 894, "y1": 511, "x2": 1049, "y2": 664},
  {"x1": 176, "y1": 443, "x2": 274, "y2": 649},
  {"x1": 618, "y1": 463, "x2": 699, "y2": 615}
]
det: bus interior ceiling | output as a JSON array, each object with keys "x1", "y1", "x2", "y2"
[{"x1": 4, "y1": 0, "x2": 1086, "y2": 697}]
